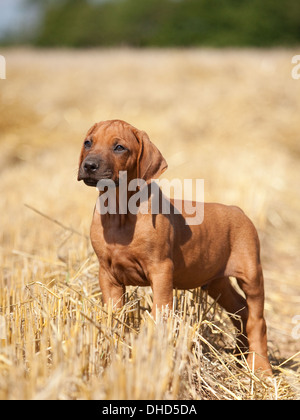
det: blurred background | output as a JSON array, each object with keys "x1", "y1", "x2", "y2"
[
  {"x1": 1, "y1": 0, "x2": 300, "y2": 47},
  {"x1": 0, "y1": 0, "x2": 300, "y2": 377}
]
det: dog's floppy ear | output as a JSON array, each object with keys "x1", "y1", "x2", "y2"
[{"x1": 132, "y1": 127, "x2": 168, "y2": 182}]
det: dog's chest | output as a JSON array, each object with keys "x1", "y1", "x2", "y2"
[
  {"x1": 103, "y1": 244, "x2": 149, "y2": 287},
  {"x1": 91, "y1": 226, "x2": 149, "y2": 287}
]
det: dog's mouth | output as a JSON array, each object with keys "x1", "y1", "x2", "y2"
[
  {"x1": 78, "y1": 167, "x2": 116, "y2": 188},
  {"x1": 83, "y1": 178, "x2": 99, "y2": 187},
  {"x1": 80, "y1": 175, "x2": 119, "y2": 188}
]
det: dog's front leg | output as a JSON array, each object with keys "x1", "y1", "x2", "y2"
[
  {"x1": 149, "y1": 260, "x2": 174, "y2": 320},
  {"x1": 98, "y1": 268, "x2": 125, "y2": 310}
]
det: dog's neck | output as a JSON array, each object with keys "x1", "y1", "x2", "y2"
[
  {"x1": 96, "y1": 182, "x2": 162, "y2": 228},
  {"x1": 97, "y1": 186, "x2": 139, "y2": 228}
]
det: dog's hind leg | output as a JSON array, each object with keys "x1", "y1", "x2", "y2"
[
  {"x1": 236, "y1": 265, "x2": 272, "y2": 375},
  {"x1": 207, "y1": 277, "x2": 249, "y2": 354}
]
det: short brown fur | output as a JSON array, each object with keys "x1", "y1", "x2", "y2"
[{"x1": 78, "y1": 119, "x2": 272, "y2": 375}]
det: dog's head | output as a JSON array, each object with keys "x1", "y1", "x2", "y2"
[{"x1": 77, "y1": 120, "x2": 168, "y2": 187}]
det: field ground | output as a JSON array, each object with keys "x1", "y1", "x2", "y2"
[{"x1": 0, "y1": 48, "x2": 299, "y2": 399}]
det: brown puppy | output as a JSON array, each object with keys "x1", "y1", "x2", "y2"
[{"x1": 78, "y1": 119, "x2": 272, "y2": 375}]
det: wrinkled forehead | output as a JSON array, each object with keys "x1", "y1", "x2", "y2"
[{"x1": 87, "y1": 120, "x2": 138, "y2": 146}]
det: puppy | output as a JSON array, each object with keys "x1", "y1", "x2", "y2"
[{"x1": 78, "y1": 119, "x2": 272, "y2": 374}]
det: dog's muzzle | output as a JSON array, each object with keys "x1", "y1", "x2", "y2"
[{"x1": 78, "y1": 157, "x2": 115, "y2": 187}]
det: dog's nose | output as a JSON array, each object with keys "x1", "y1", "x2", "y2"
[{"x1": 84, "y1": 159, "x2": 99, "y2": 173}]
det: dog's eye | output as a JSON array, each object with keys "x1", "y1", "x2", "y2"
[
  {"x1": 114, "y1": 144, "x2": 126, "y2": 152},
  {"x1": 84, "y1": 139, "x2": 92, "y2": 149}
]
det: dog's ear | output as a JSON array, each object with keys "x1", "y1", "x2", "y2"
[{"x1": 132, "y1": 128, "x2": 168, "y2": 182}]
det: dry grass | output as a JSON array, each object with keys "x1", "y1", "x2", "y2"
[{"x1": 0, "y1": 48, "x2": 299, "y2": 399}]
